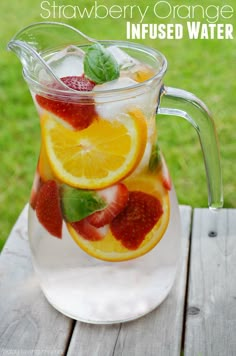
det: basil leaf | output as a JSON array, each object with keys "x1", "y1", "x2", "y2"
[
  {"x1": 84, "y1": 43, "x2": 120, "y2": 84},
  {"x1": 149, "y1": 142, "x2": 161, "y2": 172},
  {"x1": 61, "y1": 185, "x2": 107, "y2": 222}
]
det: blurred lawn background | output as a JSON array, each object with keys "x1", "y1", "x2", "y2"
[{"x1": 0, "y1": 0, "x2": 235, "y2": 249}]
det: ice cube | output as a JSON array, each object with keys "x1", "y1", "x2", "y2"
[
  {"x1": 107, "y1": 46, "x2": 139, "y2": 70},
  {"x1": 47, "y1": 45, "x2": 85, "y2": 78},
  {"x1": 94, "y1": 77, "x2": 151, "y2": 120},
  {"x1": 125, "y1": 62, "x2": 155, "y2": 83},
  {"x1": 95, "y1": 77, "x2": 137, "y2": 91},
  {"x1": 38, "y1": 67, "x2": 54, "y2": 85},
  {"x1": 107, "y1": 46, "x2": 154, "y2": 83}
]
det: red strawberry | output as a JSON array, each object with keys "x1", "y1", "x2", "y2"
[
  {"x1": 71, "y1": 219, "x2": 108, "y2": 241},
  {"x1": 162, "y1": 176, "x2": 171, "y2": 191},
  {"x1": 161, "y1": 158, "x2": 171, "y2": 191},
  {"x1": 87, "y1": 183, "x2": 129, "y2": 227},
  {"x1": 36, "y1": 180, "x2": 63, "y2": 238},
  {"x1": 61, "y1": 76, "x2": 95, "y2": 91},
  {"x1": 36, "y1": 76, "x2": 96, "y2": 130},
  {"x1": 110, "y1": 191, "x2": 163, "y2": 250}
]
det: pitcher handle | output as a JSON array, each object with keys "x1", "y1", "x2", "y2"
[{"x1": 158, "y1": 85, "x2": 223, "y2": 209}]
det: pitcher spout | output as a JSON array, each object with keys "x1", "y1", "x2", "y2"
[
  {"x1": 8, "y1": 37, "x2": 68, "y2": 88},
  {"x1": 7, "y1": 21, "x2": 97, "y2": 90},
  {"x1": 8, "y1": 39, "x2": 40, "y2": 76}
]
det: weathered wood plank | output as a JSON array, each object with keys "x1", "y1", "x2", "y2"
[
  {"x1": 0, "y1": 205, "x2": 74, "y2": 356},
  {"x1": 184, "y1": 208, "x2": 236, "y2": 356},
  {"x1": 67, "y1": 205, "x2": 192, "y2": 356}
]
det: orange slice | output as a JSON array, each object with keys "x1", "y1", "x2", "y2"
[
  {"x1": 132, "y1": 66, "x2": 155, "y2": 82},
  {"x1": 41, "y1": 110, "x2": 147, "y2": 189},
  {"x1": 38, "y1": 141, "x2": 55, "y2": 181},
  {"x1": 67, "y1": 174, "x2": 170, "y2": 262}
]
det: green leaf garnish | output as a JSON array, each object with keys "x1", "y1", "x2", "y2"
[
  {"x1": 84, "y1": 43, "x2": 120, "y2": 84},
  {"x1": 149, "y1": 142, "x2": 161, "y2": 172},
  {"x1": 61, "y1": 185, "x2": 107, "y2": 223}
]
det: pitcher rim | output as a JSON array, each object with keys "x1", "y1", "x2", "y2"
[
  {"x1": 23, "y1": 41, "x2": 167, "y2": 97},
  {"x1": 11, "y1": 21, "x2": 168, "y2": 97}
]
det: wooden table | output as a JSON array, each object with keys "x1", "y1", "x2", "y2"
[{"x1": 0, "y1": 205, "x2": 235, "y2": 356}]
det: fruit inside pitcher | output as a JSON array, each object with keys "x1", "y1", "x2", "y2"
[{"x1": 29, "y1": 43, "x2": 171, "y2": 262}]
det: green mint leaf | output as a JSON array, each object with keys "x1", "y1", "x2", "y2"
[
  {"x1": 84, "y1": 43, "x2": 120, "y2": 84},
  {"x1": 61, "y1": 185, "x2": 107, "y2": 223},
  {"x1": 149, "y1": 142, "x2": 161, "y2": 172}
]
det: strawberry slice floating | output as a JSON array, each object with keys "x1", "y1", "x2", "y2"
[
  {"x1": 111, "y1": 191, "x2": 163, "y2": 250},
  {"x1": 87, "y1": 183, "x2": 129, "y2": 227},
  {"x1": 35, "y1": 180, "x2": 63, "y2": 238},
  {"x1": 36, "y1": 76, "x2": 96, "y2": 130}
]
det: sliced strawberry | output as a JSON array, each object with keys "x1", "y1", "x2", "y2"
[
  {"x1": 71, "y1": 219, "x2": 108, "y2": 241},
  {"x1": 161, "y1": 158, "x2": 172, "y2": 191},
  {"x1": 162, "y1": 176, "x2": 171, "y2": 191},
  {"x1": 110, "y1": 191, "x2": 163, "y2": 250},
  {"x1": 36, "y1": 180, "x2": 63, "y2": 238},
  {"x1": 30, "y1": 189, "x2": 38, "y2": 210},
  {"x1": 36, "y1": 76, "x2": 96, "y2": 130},
  {"x1": 87, "y1": 183, "x2": 129, "y2": 227}
]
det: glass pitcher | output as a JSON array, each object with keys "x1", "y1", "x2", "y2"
[{"x1": 8, "y1": 22, "x2": 223, "y2": 324}]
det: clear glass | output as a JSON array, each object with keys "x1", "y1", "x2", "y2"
[{"x1": 8, "y1": 22, "x2": 223, "y2": 324}]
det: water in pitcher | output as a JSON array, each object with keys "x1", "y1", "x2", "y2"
[
  {"x1": 27, "y1": 44, "x2": 181, "y2": 323},
  {"x1": 29, "y1": 191, "x2": 180, "y2": 323},
  {"x1": 8, "y1": 21, "x2": 223, "y2": 324}
]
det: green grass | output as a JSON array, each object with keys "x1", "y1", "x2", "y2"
[{"x1": 0, "y1": 0, "x2": 235, "y2": 249}]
